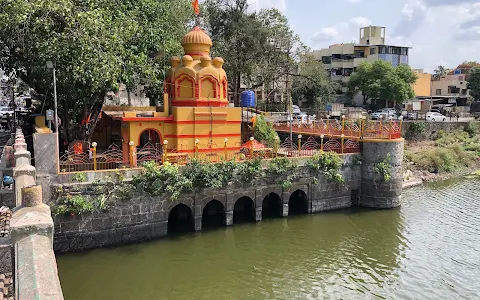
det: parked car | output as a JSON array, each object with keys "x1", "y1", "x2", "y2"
[
  {"x1": 371, "y1": 109, "x2": 397, "y2": 120},
  {"x1": 292, "y1": 105, "x2": 301, "y2": 114},
  {"x1": 426, "y1": 112, "x2": 446, "y2": 122},
  {"x1": 0, "y1": 107, "x2": 14, "y2": 118},
  {"x1": 407, "y1": 112, "x2": 417, "y2": 120}
]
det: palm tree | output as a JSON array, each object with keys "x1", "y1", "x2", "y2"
[{"x1": 433, "y1": 65, "x2": 447, "y2": 80}]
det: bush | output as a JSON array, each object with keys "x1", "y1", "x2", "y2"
[
  {"x1": 266, "y1": 157, "x2": 298, "y2": 189},
  {"x1": 406, "y1": 121, "x2": 426, "y2": 139},
  {"x1": 253, "y1": 115, "x2": 279, "y2": 147},
  {"x1": 464, "y1": 121, "x2": 480, "y2": 137},
  {"x1": 411, "y1": 145, "x2": 473, "y2": 173},
  {"x1": 306, "y1": 152, "x2": 344, "y2": 183}
]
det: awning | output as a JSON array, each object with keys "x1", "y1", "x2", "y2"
[{"x1": 241, "y1": 139, "x2": 265, "y2": 149}]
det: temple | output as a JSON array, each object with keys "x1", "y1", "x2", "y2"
[{"x1": 90, "y1": 26, "x2": 242, "y2": 165}]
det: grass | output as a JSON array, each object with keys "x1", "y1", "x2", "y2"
[{"x1": 405, "y1": 126, "x2": 480, "y2": 174}]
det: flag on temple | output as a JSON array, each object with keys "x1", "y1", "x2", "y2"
[{"x1": 192, "y1": 0, "x2": 200, "y2": 15}]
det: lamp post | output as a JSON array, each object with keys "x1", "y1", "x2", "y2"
[
  {"x1": 224, "y1": 138, "x2": 228, "y2": 160},
  {"x1": 46, "y1": 61, "x2": 58, "y2": 133},
  {"x1": 91, "y1": 142, "x2": 97, "y2": 171}
]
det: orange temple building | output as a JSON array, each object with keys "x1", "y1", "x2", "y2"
[{"x1": 94, "y1": 26, "x2": 242, "y2": 165}]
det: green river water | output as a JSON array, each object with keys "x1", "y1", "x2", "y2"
[{"x1": 57, "y1": 178, "x2": 480, "y2": 300}]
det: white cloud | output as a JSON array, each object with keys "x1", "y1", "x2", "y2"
[
  {"x1": 310, "y1": 17, "x2": 371, "y2": 46},
  {"x1": 348, "y1": 0, "x2": 362, "y2": 3}
]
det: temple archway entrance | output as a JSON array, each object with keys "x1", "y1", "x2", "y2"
[
  {"x1": 262, "y1": 192, "x2": 282, "y2": 219},
  {"x1": 202, "y1": 200, "x2": 225, "y2": 229},
  {"x1": 139, "y1": 129, "x2": 161, "y2": 148},
  {"x1": 289, "y1": 189, "x2": 309, "y2": 215},
  {"x1": 233, "y1": 196, "x2": 255, "y2": 224},
  {"x1": 167, "y1": 204, "x2": 194, "y2": 234}
]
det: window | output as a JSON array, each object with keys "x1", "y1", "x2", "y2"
[
  {"x1": 392, "y1": 47, "x2": 401, "y2": 55},
  {"x1": 448, "y1": 86, "x2": 460, "y2": 94},
  {"x1": 378, "y1": 46, "x2": 386, "y2": 54},
  {"x1": 370, "y1": 48, "x2": 376, "y2": 55},
  {"x1": 436, "y1": 89, "x2": 442, "y2": 95},
  {"x1": 401, "y1": 48, "x2": 408, "y2": 55},
  {"x1": 322, "y1": 56, "x2": 331, "y2": 64}
]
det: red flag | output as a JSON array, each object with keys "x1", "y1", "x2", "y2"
[{"x1": 192, "y1": 0, "x2": 200, "y2": 15}]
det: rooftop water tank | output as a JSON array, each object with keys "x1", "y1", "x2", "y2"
[{"x1": 240, "y1": 90, "x2": 256, "y2": 107}]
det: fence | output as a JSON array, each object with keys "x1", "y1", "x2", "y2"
[
  {"x1": 273, "y1": 118, "x2": 402, "y2": 139},
  {"x1": 58, "y1": 135, "x2": 360, "y2": 173}
]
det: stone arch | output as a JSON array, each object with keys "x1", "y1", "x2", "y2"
[
  {"x1": 262, "y1": 192, "x2": 283, "y2": 219},
  {"x1": 289, "y1": 189, "x2": 309, "y2": 215},
  {"x1": 202, "y1": 200, "x2": 225, "y2": 229},
  {"x1": 233, "y1": 196, "x2": 255, "y2": 224},
  {"x1": 168, "y1": 204, "x2": 194, "y2": 234}
]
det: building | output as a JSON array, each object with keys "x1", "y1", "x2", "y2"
[
  {"x1": 311, "y1": 26, "x2": 411, "y2": 100},
  {"x1": 431, "y1": 74, "x2": 469, "y2": 97},
  {"x1": 105, "y1": 83, "x2": 150, "y2": 107},
  {"x1": 412, "y1": 69, "x2": 432, "y2": 97}
]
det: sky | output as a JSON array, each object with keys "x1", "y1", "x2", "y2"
[{"x1": 247, "y1": 0, "x2": 480, "y2": 73}]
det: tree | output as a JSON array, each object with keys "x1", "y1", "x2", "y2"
[
  {"x1": 0, "y1": 0, "x2": 192, "y2": 141},
  {"x1": 467, "y1": 67, "x2": 480, "y2": 101},
  {"x1": 347, "y1": 61, "x2": 417, "y2": 106},
  {"x1": 253, "y1": 114, "x2": 278, "y2": 147},
  {"x1": 291, "y1": 52, "x2": 338, "y2": 109},
  {"x1": 433, "y1": 65, "x2": 447, "y2": 81}
]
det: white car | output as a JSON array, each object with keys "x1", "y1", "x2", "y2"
[
  {"x1": 0, "y1": 107, "x2": 14, "y2": 118},
  {"x1": 292, "y1": 105, "x2": 301, "y2": 114},
  {"x1": 426, "y1": 112, "x2": 446, "y2": 122}
]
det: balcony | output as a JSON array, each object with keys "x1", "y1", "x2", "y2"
[
  {"x1": 343, "y1": 60, "x2": 354, "y2": 68},
  {"x1": 331, "y1": 59, "x2": 343, "y2": 68},
  {"x1": 353, "y1": 57, "x2": 366, "y2": 67}
]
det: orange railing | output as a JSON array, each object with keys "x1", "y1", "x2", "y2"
[{"x1": 273, "y1": 118, "x2": 402, "y2": 140}]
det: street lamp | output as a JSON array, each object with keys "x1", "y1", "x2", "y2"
[{"x1": 46, "y1": 60, "x2": 58, "y2": 134}]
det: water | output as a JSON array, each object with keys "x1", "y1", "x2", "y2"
[{"x1": 57, "y1": 179, "x2": 480, "y2": 300}]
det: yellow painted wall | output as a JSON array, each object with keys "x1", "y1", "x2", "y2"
[{"x1": 413, "y1": 72, "x2": 432, "y2": 97}]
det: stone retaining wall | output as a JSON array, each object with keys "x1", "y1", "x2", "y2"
[
  {"x1": 402, "y1": 121, "x2": 470, "y2": 141},
  {"x1": 52, "y1": 155, "x2": 362, "y2": 252}
]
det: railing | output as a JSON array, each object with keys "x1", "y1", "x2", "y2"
[
  {"x1": 272, "y1": 118, "x2": 402, "y2": 139},
  {"x1": 58, "y1": 135, "x2": 360, "y2": 173}
]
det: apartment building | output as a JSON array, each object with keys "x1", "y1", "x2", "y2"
[
  {"x1": 431, "y1": 74, "x2": 469, "y2": 97},
  {"x1": 311, "y1": 26, "x2": 410, "y2": 95}
]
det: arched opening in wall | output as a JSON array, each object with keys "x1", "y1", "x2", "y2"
[
  {"x1": 167, "y1": 204, "x2": 194, "y2": 235},
  {"x1": 139, "y1": 129, "x2": 161, "y2": 148},
  {"x1": 233, "y1": 196, "x2": 255, "y2": 224},
  {"x1": 289, "y1": 189, "x2": 308, "y2": 215},
  {"x1": 262, "y1": 192, "x2": 282, "y2": 219},
  {"x1": 202, "y1": 200, "x2": 225, "y2": 229}
]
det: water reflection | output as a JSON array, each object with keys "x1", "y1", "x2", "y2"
[{"x1": 57, "y1": 179, "x2": 480, "y2": 300}]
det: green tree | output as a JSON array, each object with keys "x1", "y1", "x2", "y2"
[
  {"x1": 347, "y1": 61, "x2": 417, "y2": 106},
  {"x1": 0, "y1": 0, "x2": 192, "y2": 141},
  {"x1": 291, "y1": 52, "x2": 338, "y2": 109},
  {"x1": 467, "y1": 67, "x2": 480, "y2": 101},
  {"x1": 433, "y1": 65, "x2": 447, "y2": 81},
  {"x1": 253, "y1": 114, "x2": 278, "y2": 147}
]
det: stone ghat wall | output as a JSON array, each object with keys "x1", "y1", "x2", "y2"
[
  {"x1": 52, "y1": 155, "x2": 361, "y2": 253},
  {"x1": 402, "y1": 121, "x2": 470, "y2": 141}
]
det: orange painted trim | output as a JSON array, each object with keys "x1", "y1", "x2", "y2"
[
  {"x1": 164, "y1": 133, "x2": 241, "y2": 138},
  {"x1": 172, "y1": 100, "x2": 229, "y2": 107},
  {"x1": 137, "y1": 128, "x2": 163, "y2": 146},
  {"x1": 177, "y1": 147, "x2": 241, "y2": 153},
  {"x1": 121, "y1": 116, "x2": 174, "y2": 122},
  {"x1": 165, "y1": 120, "x2": 242, "y2": 124}
]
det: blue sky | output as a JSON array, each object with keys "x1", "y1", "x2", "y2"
[{"x1": 247, "y1": 0, "x2": 480, "y2": 72}]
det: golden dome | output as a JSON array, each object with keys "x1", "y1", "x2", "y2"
[
  {"x1": 181, "y1": 26, "x2": 212, "y2": 59},
  {"x1": 182, "y1": 26, "x2": 212, "y2": 47}
]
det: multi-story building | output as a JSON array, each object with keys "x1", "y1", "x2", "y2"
[
  {"x1": 431, "y1": 74, "x2": 469, "y2": 97},
  {"x1": 311, "y1": 26, "x2": 410, "y2": 97}
]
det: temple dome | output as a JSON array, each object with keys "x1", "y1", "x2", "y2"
[{"x1": 181, "y1": 26, "x2": 212, "y2": 58}]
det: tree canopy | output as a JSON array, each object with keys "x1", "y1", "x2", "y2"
[
  {"x1": 347, "y1": 61, "x2": 418, "y2": 106},
  {"x1": 433, "y1": 65, "x2": 447, "y2": 80},
  {"x1": 291, "y1": 53, "x2": 338, "y2": 109},
  {"x1": 0, "y1": 0, "x2": 192, "y2": 140},
  {"x1": 467, "y1": 67, "x2": 480, "y2": 101}
]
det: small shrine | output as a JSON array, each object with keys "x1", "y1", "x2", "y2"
[{"x1": 87, "y1": 25, "x2": 242, "y2": 166}]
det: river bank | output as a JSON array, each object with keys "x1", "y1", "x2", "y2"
[{"x1": 403, "y1": 123, "x2": 480, "y2": 187}]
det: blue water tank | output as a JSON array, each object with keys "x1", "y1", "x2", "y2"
[
  {"x1": 240, "y1": 90, "x2": 256, "y2": 107},
  {"x1": 454, "y1": 69, "x2": 461, "y2": 75}
]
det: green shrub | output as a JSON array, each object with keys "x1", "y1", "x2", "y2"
[
  {"x1": 306, "y1": 152, "x2": 344, "y2": 183},
  {"x1": 71, "y1": 172, "x2": 87, "y2": 183},
  {"x1": 465, "y1": 121, "x2": 480, "y2": 137},
  {"x1": 235, "y1": 157, "x2": 264, "y2": 183},
  {"x1": 266, "y1": 157, "x2": 298, "y2": 189},
  {"x1": 411, "y1": 145, "x2": 473, "y2": 173},
  {"x1": 53, "y1": 195, "x2": 95, "y2": 216},
  {"x1": 253, "y1": 115, "x2": 279, "y2": 147},
  {"x1": 406, "y1": 121, "x2": 426, "y2": 139},
  {"x1": 375, "y1": 154, "x2": 393, "y2": 182}
]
